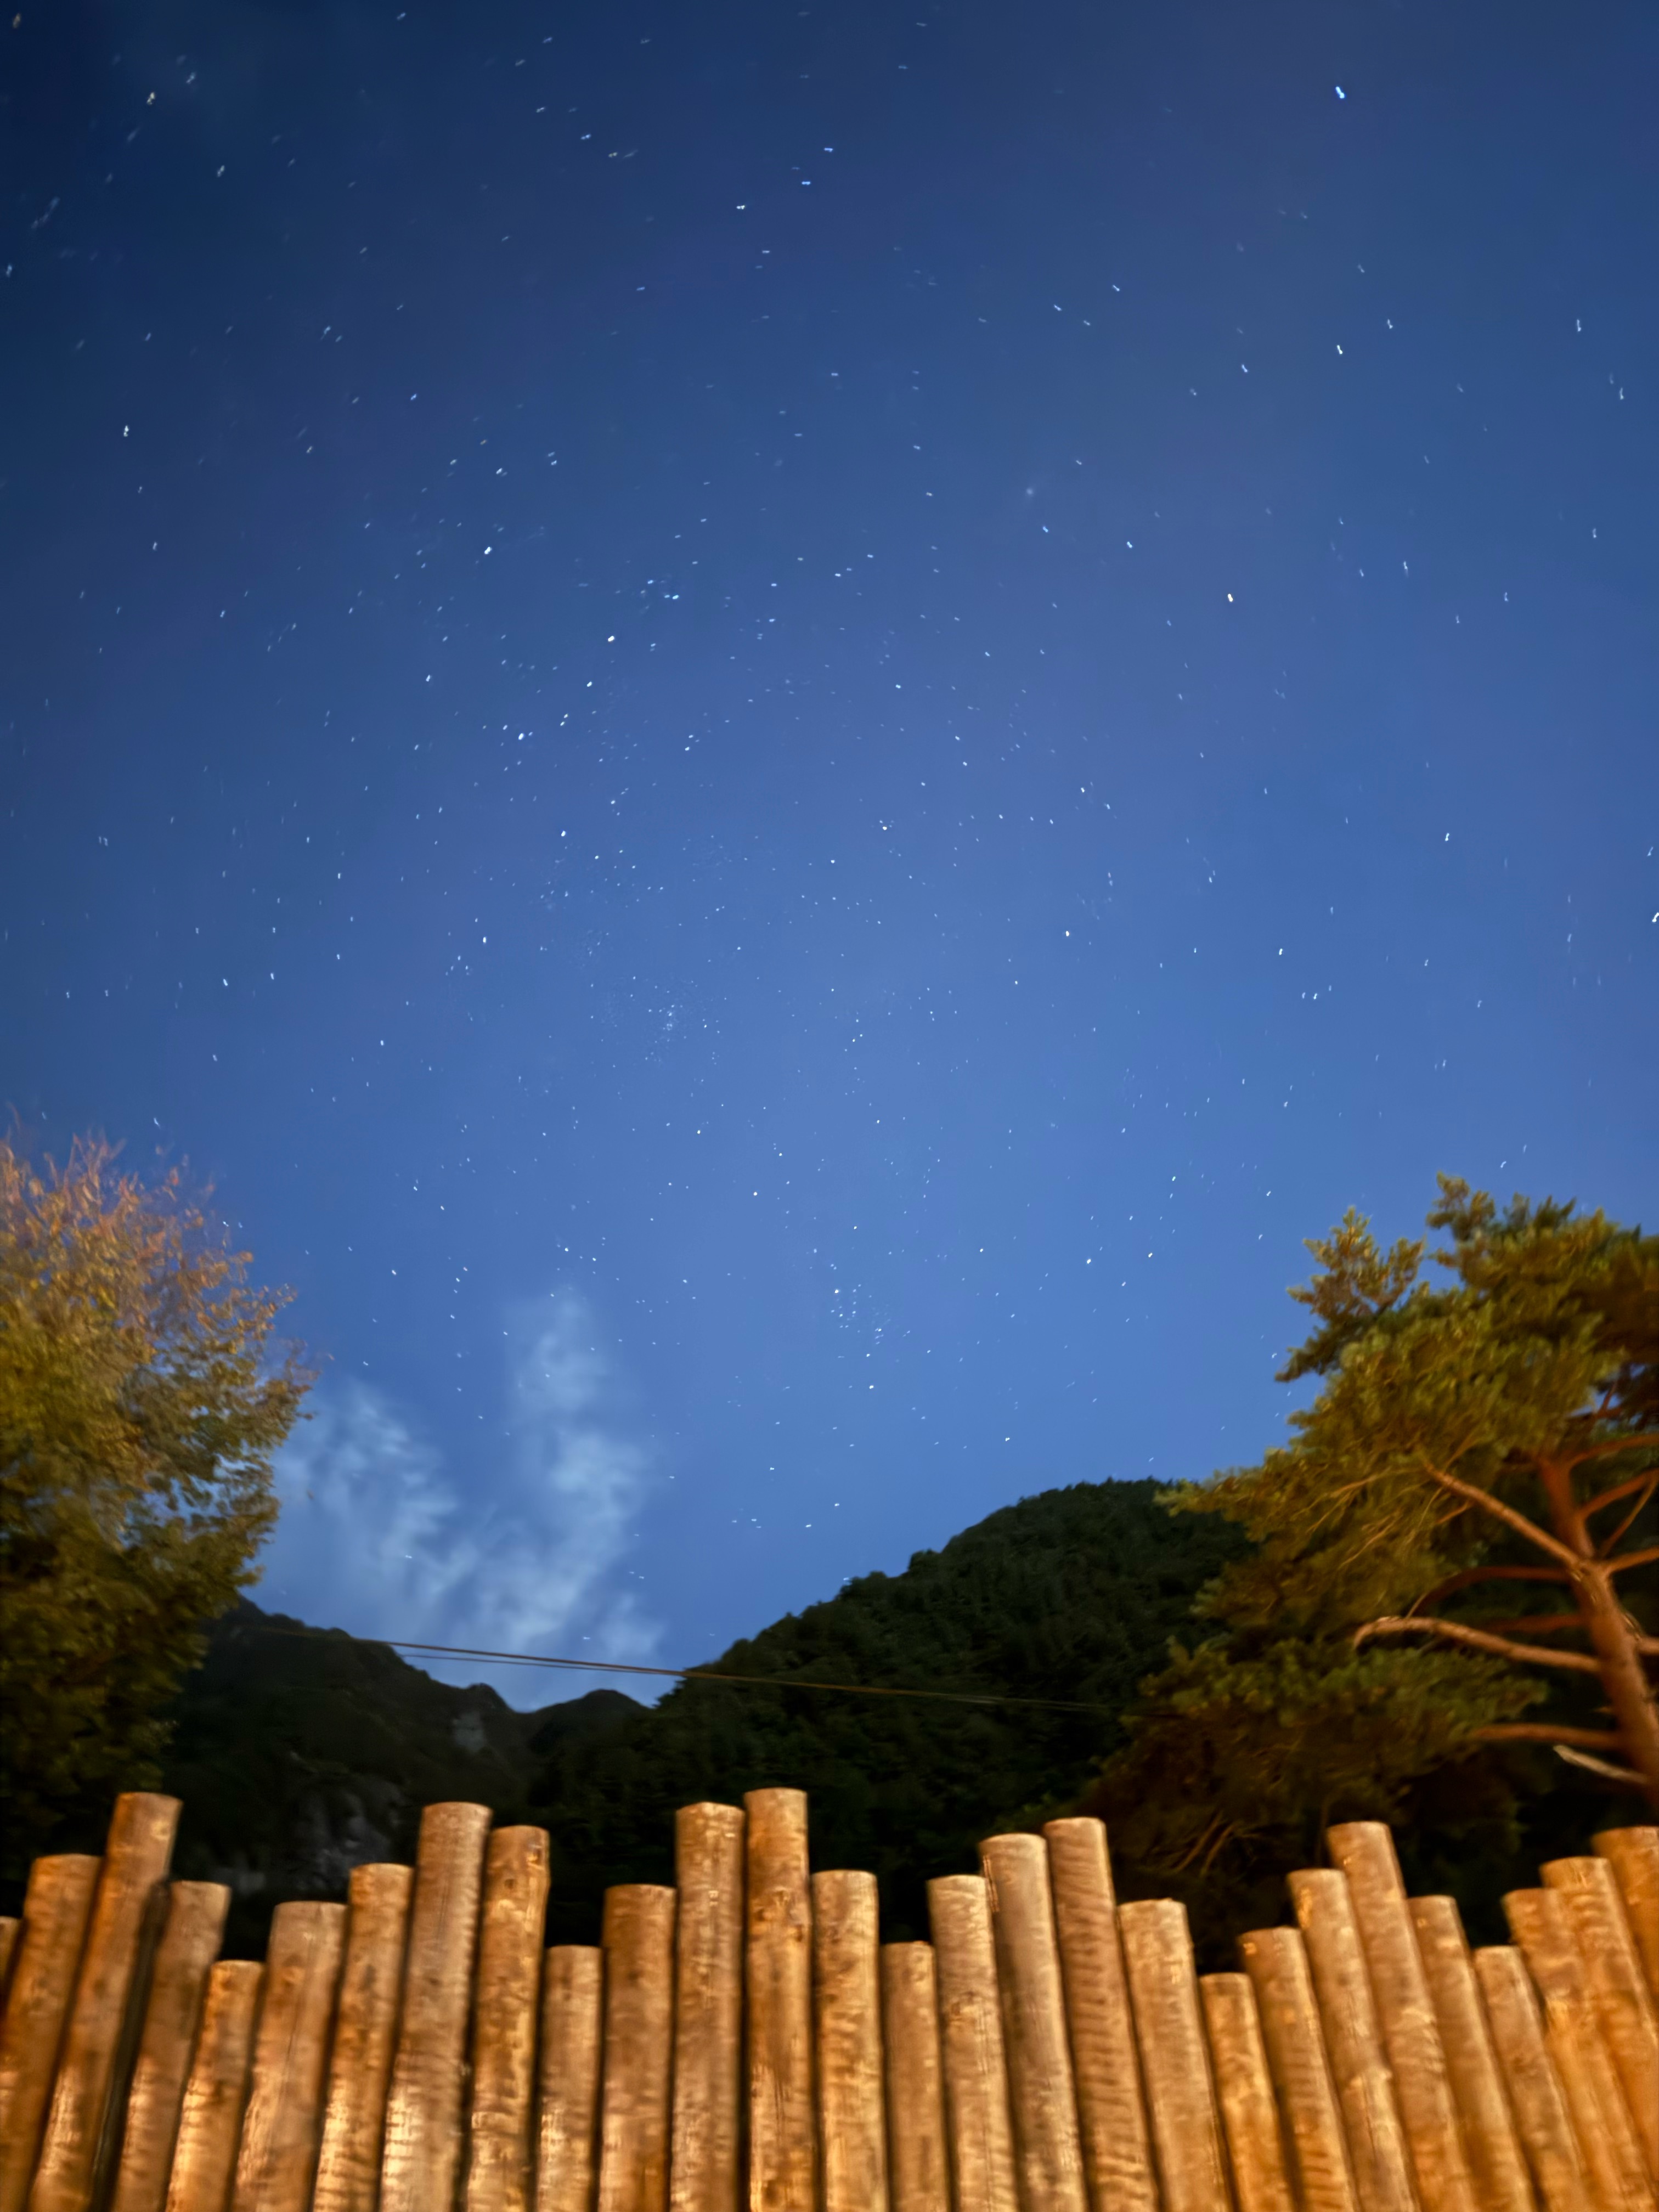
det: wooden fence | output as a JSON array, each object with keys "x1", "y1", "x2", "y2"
[{"x1": 0, "y1": 1791, "x2": 1655, "y2": 2212}]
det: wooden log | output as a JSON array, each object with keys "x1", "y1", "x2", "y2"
[
  {"x1": 163, "y1": 1963, "x2": 263, "y2": 2212},
  {"x1": 1116, "y1": 1898, "x2": 1231, "y2": 2212},
  {"x1": 1042, "y1": 1818, "x2": 1158, "y2": 2212},
  {"x1": 1471, "y1": 1948, "x2": 1592, "y2": 2212},
  {"x1": 1199, "y1": 1972, "x2": 1295, "y2": 2212},
  {"x1": 230, "y1": 1900, "x2": 347, "y2": 2212},
  {"x1": 927, "y1": 1876, "x2": 1018, "y2": 2212},
  {"x1": 380, "y1": 1803, "x2": 493, "y2": 2212},
  {"x1": 1594, "y1": 1830, "x2": 1659, "y2": 2006},
  {"x1": 466, "y1": 1831, "x2": 551, "y2": 2212},
  {"x1": 812, "y1": 1872, "x2": 887, "y2": 2212},
  {"x1": 1286, "y1": 1869, "x2": 1418, "y2": 2212},
  {"x1": 879, "y1": 1946, "x2": 949, "y2": 2212},
  {"x1": 595, "y1": 1887, "x2": 675, "y2": 2212},
  {"x1": 1542, "y1": 1858, "x2": 1659, "y2": 2184},
  {"x1": 1238, "y1": 1926, "x2": 1358, "y2": 2212},
  {"x1": 978, "y1": 1835, "x2": 1086, "y2": 2212},
  {"x1": 1503, "y1": 1889, "x2": 1652, "y2": 2212},
  {"x1": 31, "y1": 1795, "x2": 182, "y2": 2212},
  {"x1": 313, "y1": 1863, "x2": 415, "y2": 2212},
  {"x1": 1326, "y1": 1822, "x2": 1477, "y2": 2212},
  {"x1": 535, "y1": 1948, "x2": 602, "y2": 2212},
  {"x1": 744, "y1": 1790, "x2": 816, "y2": 2212},
  {"x1": 110, "y1": 1883, "x2": 232, "y2": 2212},
  {"x1": 0, "y1": 1856, "x2": 102, "y2": 2212},
  {"x1": 1405, "y1": 1898, "x2": 1532, "y2": 2212},
  {"x1": 669, "y1": 1804, "x2": 744, "y2": 2212}
]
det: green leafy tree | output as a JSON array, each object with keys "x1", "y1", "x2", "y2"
[
  {"x1": 1092, "y1": 1178, "x2": 1658, "y2": 1931},
  {"x1": 0, "y1": 1136, "x2": 310, "y2": 1868}
]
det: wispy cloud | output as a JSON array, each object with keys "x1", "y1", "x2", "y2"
[{"x1": 256, "y1": 1292, "x2": 658, "y2": 1703}]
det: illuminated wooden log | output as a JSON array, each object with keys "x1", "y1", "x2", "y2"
[
  {"x1": 1116, "y1": 1899, "x2": 1231, "y2": 2212},
  {"x1": 1542, "y1": 1857, "x2": 1659, "y2": 2184},
  {"x1": 381, "y1": 1803, "x2": 494, "y2": 2212},
  {"x1": 1042, "y1": 1818, "x2": 1157, "y2": 2212},
  {"x1": 744, "y1": 1790, "x2": 816, "y2": 2212},
  {"x1": 230, "y1": 1901, "x2": 347, "y2": 2212},
  {"x1": 978, "y1": 1835, "x2": 1085, "y2": 2212},
  {"x1": 879, "y1": 1946, "x2": 949, "y2": 2212},
  {"x1": 1406, "y1": 1897, "x2": 1532, "y2": 2212},
  {"x1": 596, "y1": 1886, "x2": 675, "y2": 2212},
  {"x1": 1199, "y1": 1972, "x2": 1295, "y2": 2212},
  {"x1": 1504, "y1": 1888, "x2": 1651, "y2": 2212},
  {"x1": 110, "y1": 1883, "x2": 232, "y2": 2212},
  {"x1": 1238, "y1": 1926, "x2": 1358, "y2": 2212},
  {"x1": 928, "y1": 1876, "x2": 1018, "y2": 2212},
  {"x1": 1471, "y1": 1946, "x2": 1592, "y2": 2212},
  {"x1": 813, "y1": 1871, "x2": 888, "y2": 2212},
  {"x1": 1286, "y1": 1869, "x2": 1417, "y2": 2212},
  {"x1": 0, "y1": 1856, "x2": 102, "y2": 2212},
  {"x1": 466, "y1": 1831, "x2": 551, "y2": 2212},
  {"x1": 1594, "y1": 1829, "x2": 1659, "y2": 2006},
  {"x1": 31, "y1": 1794, "x2": 182, "y2": 2212},
  {"x1": 313, "y1": 1863, "x2": 415, "y2": 2212},
  {"x1": 669, "y1": 1804, "x2": 743, "y2": 2212},
  {"x1": 163, "y1": 1963, "x2": 263, "y2": 2212},
  {"x1": 535, "y1": 1948, "x2": 602, "y2": 2212},
  {"x1": 1326, "y1": 1822, "x2": 1478, "y2": 2212}
]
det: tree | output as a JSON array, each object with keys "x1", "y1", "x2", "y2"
[
  {"x1": 0, "y1": 1136, "x2": 309, "y2": 1867},
  {"x1": 1091, "y1": 1177, "x2": 1658, "y2": 1934}
]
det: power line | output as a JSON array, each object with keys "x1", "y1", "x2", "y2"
[{"x1": 249, "y1": 1623, "x2": 1118, "y2": 1715}]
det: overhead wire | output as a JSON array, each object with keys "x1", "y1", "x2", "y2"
[{"x1": 248, "y1": 1623, "x2": 1117, "y2": 1714}]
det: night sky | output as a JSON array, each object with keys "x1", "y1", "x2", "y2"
[{"x1": 5, "y1": 1, "x2": 1656, "y2": 1702}]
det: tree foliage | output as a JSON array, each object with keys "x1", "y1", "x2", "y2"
[
  {"x1": 0, "y1": 1136, "x2": 309, "y2": 1867},
  {"x1": 1091, "y1": 1177, "x2": 1658, "y2": 1940}
]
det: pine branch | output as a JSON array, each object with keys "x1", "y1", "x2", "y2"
[
  {"x1": 1355, "y1": 1613, "x2": 1602, "y2": 1673},
  {"x1": 1472, "y1": 1724, "x2": 1626, "y2": 1750},
  {"x1": 1414, "y1": 1460, "x2": 1581, "y2": 1568}
]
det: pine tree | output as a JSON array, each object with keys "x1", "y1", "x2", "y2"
[{"x1": 1093, "y1": 1177, "x2": 1658, "y2": 1926}]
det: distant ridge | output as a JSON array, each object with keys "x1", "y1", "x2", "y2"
[{"x1": 160, "y1": 1476, "x2": 1243, "y2": 1952}]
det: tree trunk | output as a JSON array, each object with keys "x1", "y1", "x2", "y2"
[{"x1": 1543, "y1": 1459, "x2": 1659, "y2": 1812}]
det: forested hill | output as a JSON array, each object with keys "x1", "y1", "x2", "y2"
[
  {"x1": 163, "y1": 1477, "x2": 1243, "y2": 1952},
  {"x1": 529, "y1": 1477, "x2": 1245, "y2": 1940}
]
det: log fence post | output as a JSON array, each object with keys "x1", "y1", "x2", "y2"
[
  {"x1": 878, "y1": 1947, "x2": 947, "y2": 2212},
  {"x1": 313, "y1": 1863, "x2": 415, "y2": 2212},
  {"x1": 109, "y1": 1884, "x2": 232, "y2": 2212},
  {"x1": 669, "y1": 1805, "x2": 743, "y2": 2212}
]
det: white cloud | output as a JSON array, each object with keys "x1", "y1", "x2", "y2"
[{"x1": 256, "y1": 1292, "x2": 658, "y2": 1704}]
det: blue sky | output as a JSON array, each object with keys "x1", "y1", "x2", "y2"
[{"x1": 5, "y1": 0, "x2": 1656, "y2": 1700}]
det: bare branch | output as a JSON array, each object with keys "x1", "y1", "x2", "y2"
[
  {"x1": 1473, "y1": 1724, "x2": 1627, "y2": 1750},
  {"x1": 1597, "y1": 1480, "x2": 1658, "y2": 1559},
  {"x1": 1478, "y1": 1615, "x2": 1592, "y2": 1639},
  {"x1": 1554, "y1": 1746, "x2": 1651, "y2": 1790},
  {"x1": 1607, "y1": 1545, "x2": 1659, "y2": 1578},
  {"x1": 1356, "y1": 1614, "x2": 1602, "y2": 1673},
  {"x1": 1583, "y1": 1466, "x2": 1659, "y2": 1516},
  {"x1": 1409, "y1": 1566, "x2": 1568, "y2": 1613},
  {"x1": 1414, "y1": 1460, "x2": 1582, "y2": 1568},
  {"x1": 1568, "y1": 1431, "x2": 1659, "y2": 1469}
]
